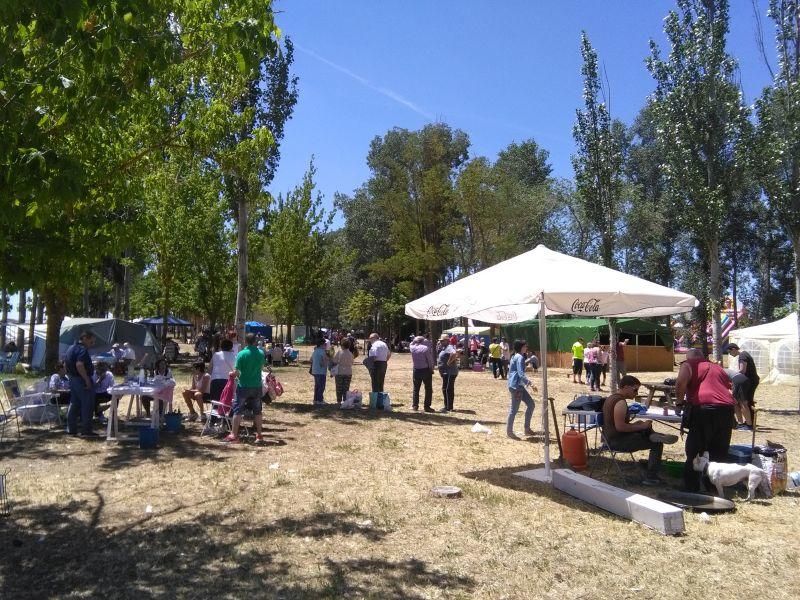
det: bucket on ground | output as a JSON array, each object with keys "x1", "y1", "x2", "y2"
[
  {"x1": 139, "y1": 427, "x2": 159, "y2": 449},
  {"x1": 164, "y1": 413, "x2": 182, "y2": 433}
]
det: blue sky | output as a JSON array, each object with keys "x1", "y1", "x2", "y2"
[{"x1": 270, "y1": 0, "x2": 777, "y2": 224}]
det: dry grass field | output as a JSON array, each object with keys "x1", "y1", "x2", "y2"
[{"x1": 2, "y1": 352, "x2": 800, "y2": 599}]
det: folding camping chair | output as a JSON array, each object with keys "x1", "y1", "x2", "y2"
[
  {"x1": 201, "y1": 397, "x2": 233, "y2": 437},
  {"x1": 0, "y1": 382, "x2": 21, "y2": 443},
  {"x1": 4, "y1": 378, "x2": 61, "y2": 428},
  {"x1": 591, "y1": 412, "x2": 640, "y2": 483}
]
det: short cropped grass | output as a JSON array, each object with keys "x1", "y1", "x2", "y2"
[{"x1": 2, "y1": 352, "x2": 800, "y2": 599}]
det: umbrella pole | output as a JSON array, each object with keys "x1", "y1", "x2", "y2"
[{"x1": 539, "y1": 301, "x2": 551, "y2": 480}]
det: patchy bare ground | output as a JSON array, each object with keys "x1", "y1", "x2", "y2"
[{"x1": 2, "y1": 353, "x2": 800, "y2": 599}]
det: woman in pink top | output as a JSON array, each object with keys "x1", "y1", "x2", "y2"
[
  {"x1": 675, "y1": 349, "x2": 735, "y2": 492},
  {"x1": 583, "y1": 341, "x2": 600, "y2": 392}
]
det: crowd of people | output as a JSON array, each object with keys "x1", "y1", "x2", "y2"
[{"x1": 55, "y1": 325, "x2": 763, "y2": 493}]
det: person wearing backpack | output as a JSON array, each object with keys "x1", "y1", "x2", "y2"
[{"x1": 507, "y1": 339, "x2": 537, "y2": 440}]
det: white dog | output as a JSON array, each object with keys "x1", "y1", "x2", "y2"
[{"x1": 692, "y1": 452, "x2": 768, "y2": 501}]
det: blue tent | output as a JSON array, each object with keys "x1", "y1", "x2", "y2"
[{"x1": 245, "y1": 321, "x2": 272, "y2": 340}]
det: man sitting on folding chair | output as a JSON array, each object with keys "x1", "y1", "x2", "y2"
[{"x1": 601, "y1": 375, "x2": 677, "y2": 486}]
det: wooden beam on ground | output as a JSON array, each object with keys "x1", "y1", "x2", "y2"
[{"x1": 514, "y1": 468, "x2": 685, "y2": 536}]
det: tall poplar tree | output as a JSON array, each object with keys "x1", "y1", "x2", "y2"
[
  {"x1": 753, "y1": 0, "x2": 800, "y2": 389},
  {"x1": 572, "y1": 32, "x2": 626, "y2": 268},
  {"x1": 647, "y1": 0, "x2": 750, "y2": 360}
]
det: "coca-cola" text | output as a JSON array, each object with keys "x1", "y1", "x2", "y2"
[{"x1": 571, "y1": 298, "x2": 600, "y2": 313}]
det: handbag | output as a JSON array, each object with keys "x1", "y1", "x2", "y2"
[
  {"x1": 363, "y1": 355, "x2": 375, "y2": 371},
  {"x1": 330, "y1": 364, "x2": 339, "y2": 377}
]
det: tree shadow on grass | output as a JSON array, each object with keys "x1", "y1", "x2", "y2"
[
  {"x1": 0, "y1": 427, "x2": 98, "y2": 462},
  {"x1": 269, "y1": 401, "x2": 502, "y2": 427},
  {"x1": 1, "y1": 495, "x2": 471, "y2": 599},
  {"x1": 98, "y1": 429, "x2": 232, "y2": 471}
]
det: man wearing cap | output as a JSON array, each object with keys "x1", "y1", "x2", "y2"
[
  {"x1": 368, "y1": 333, "x2": 391, "y2": 393},
  {"x1": 725, "y1": 343, "x2": 759, "y2": 431},
  {"x1": 410, "y1": 335, "x2": 435, "y2": 412}
]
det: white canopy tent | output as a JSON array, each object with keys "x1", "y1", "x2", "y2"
[
  {"x1": 728, "y1": 313, "x2": 799, "y2": 387},
  {"x1": 443, "y1": 326, "x2": 491, "y2": 335},
  {"x1": 405, "y1": 245, "x2": 698, "y2": 481}
]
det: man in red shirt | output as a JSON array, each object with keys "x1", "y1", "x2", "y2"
[{"x1": 675, "y1": 349, "x2": 736, "y2": 492}]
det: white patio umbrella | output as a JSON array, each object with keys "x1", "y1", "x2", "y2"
[{"x1": 405, "y1": 245, "x2": 698, "y2": 480}]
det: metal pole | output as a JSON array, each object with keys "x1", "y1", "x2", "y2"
[
  {"x1": 609, "y1": 318, "x2": 618, "y2": 392},
  {"x1": 539, "y1": 299, "x2": 550, "y2": 479}
]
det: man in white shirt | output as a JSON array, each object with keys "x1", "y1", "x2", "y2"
[
  {"x1": 368, "y1": 333, "x2": 391, "y2": 393},
  {"x1": 122, "y1": 342, "x2": 136, "y2": 360}
]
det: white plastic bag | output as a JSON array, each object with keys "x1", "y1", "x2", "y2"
[{"x1": 471, "y1": 422, "x2": 491, "y2": 434}]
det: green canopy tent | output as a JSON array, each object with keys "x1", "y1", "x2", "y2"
[
  {"x1": 501, "y1": 317, "x2": 673, "y2": 351},
  {"x1": 501, "y1": 317, "x2": 674, "y2": 371}
]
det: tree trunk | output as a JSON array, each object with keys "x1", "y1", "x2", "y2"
[
  {"x1": 42, "y1": 287, "x2": 68, "y2": 374},
  {"x1": 161, "y1": 284, "x2": 170, "y2": 349},
  {"x1": 113, "y1": 268, "x2": 122, "y2": 318},
  {"x1": 0, "y1": 289, "x2": 7, "y2": 349},
  {"x1": 36, "y1": 298, "x2": 44, "y2": 324},
  {"x1": 27, "y1": 292, "x2": 38, "y2": 363},
  {"x1": 793, "y1": 236, "x2": 800, "y2": 412},
  {"x1": 698, "y1": 299, "x2": 709, "y2": 357},
  {"x1": 123, "y1": 248, "x2": 131, "y2": 321},
  {"x1": 708, "y1": 236, "x2": 723, "y2": 362},
  {"x1": 16, "y1": 289, "x2": 26, "y2": 351},
  {"x1": 731, "y1": 251, "x2": 738, "y2": 327},
  {"x1": 234, "y1": 195, "x2": 248, "y2": 345}
]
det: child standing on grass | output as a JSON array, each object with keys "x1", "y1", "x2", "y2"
[
  {"x1": 310, "y1": 337, "x2": 329, "y2": 405},
  {"x1": 507, "y1": 339, "x2": 537, "y2": 440}
]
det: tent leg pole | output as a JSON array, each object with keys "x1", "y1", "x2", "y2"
[{"x1": 609, "y1": 318, "x2": 618, "y2": 393}]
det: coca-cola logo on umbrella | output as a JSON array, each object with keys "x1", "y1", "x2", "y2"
[
  {"x1": 571, "y1": 298, "x2": 601, "y2": 313},
  {"x1": 426, "y1": 304, "x2": 450, "y2": 317},
  {"x1": 495, "y1": 310, "x2": 518, "y2": 321}
]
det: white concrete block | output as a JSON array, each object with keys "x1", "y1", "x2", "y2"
[{"x1": 515, "y1": 468, "x2": 685, "y2": 535}]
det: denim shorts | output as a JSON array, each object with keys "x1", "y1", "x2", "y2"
[{"x1": 232, "y1": 386, "x2": 263, "y2": 416}]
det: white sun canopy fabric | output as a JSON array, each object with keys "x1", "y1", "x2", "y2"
[
  {"x1": 405, "y1": 244, "x2": 698, "y2": 482},
  {"x1": 405, "y1": 245, "x2": 698, "y2": 323}
]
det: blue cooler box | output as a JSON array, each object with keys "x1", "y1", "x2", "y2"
[
  {"x1": 728, "y1": 444, "x2": 752, "y2": 465},
  {"x1": 139, "y1": 427, "x2": 159, "y2": 449}
]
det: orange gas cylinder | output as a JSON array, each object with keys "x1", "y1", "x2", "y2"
[{"x1": 561, "y1": 429, "x2": 588, "y2": 471}]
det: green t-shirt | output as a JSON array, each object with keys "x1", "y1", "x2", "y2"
[
  {"x1": 235, "y1": 345, "x2": 265, "y2": 388},
  {"x1": 571, "y1": 341, "x2": 584, "y2": 360}
]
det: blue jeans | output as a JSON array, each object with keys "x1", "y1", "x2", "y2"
[
  {"x1": 507, "y1": 387, "x2": 535, "y2": 435},
  {"x1": 313, "y1": 374, "x2": 327, "y2": 403},
  {"x1": 67, "y1": 376, "x2": 95, "y2": 434}
]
